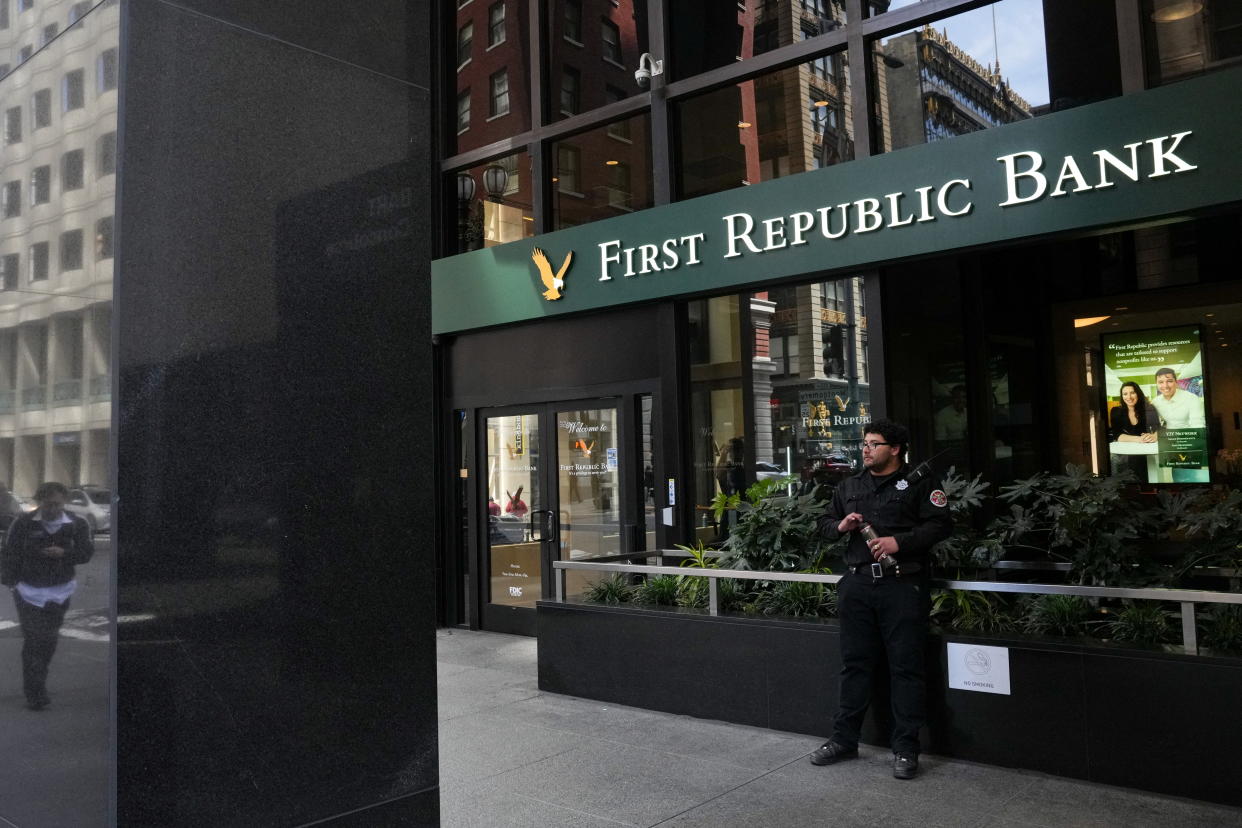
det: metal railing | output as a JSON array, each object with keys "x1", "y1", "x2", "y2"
[{"x1": 551, "y1": 557, "x2": 1242, "y2": 656}]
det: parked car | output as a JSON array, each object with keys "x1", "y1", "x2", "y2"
[
  {"x1": 66, "y1": 485, "x2": 111, "y2": 534},
  {"x1": 755, "y1": 461, "x2": 789, "y2": 481}
]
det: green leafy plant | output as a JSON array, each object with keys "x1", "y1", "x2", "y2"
[
  {"x1": 1157, "y1": 488, "x2": 1242, "y2": 576},
  {"x1": 1020, "y1": 594, "x2": 1094, "y2": 637},
  {"x1": 989, "y1": 465, "x2": 1159, "y2": 585},
  {"x1": 712, "y1": 483, "x2": 831, "y2": 572},
  {"x1": 1099, "y1": 601, "x2": 1175, "y2": 647},
  {"x1": 930, "y1": 467, "x2": 1003, "y2": 573},
  {"x1": 753, "y1": 577, "x2": 835, "y2": 618},
  {"x1": 583, "y1": 573, "x2": 633, "y2": 605},
  {"x1": 1201, "y1": 604, "x2": 1242, "y2": 653},
  {"x1": 634, "y1": 574, "x2": 680, "y2": 606},
  {"x1": 930, "y1": 589, "x2": 1016, "y2": 633}
]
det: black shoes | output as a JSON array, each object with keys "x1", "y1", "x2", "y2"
[
  {"x1": 893, "y1": 753, "x2": 918, "y2": 779},
  {"x1": 809, "y1": 740, "x2": 858, "y2": 766}
]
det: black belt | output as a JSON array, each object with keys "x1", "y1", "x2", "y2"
[{"x1": 847, "y1": 560, "x2": 923, "y2": 580}]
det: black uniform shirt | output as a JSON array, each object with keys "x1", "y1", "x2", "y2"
[{"x1": 819, "y1": 463, "x2": 953, "y2": 568}]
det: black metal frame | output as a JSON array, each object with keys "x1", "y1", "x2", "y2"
[{"x1": 435, "y1": 0, "x2": 1152, "y2": 256}]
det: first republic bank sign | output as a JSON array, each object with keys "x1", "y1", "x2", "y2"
[{"x1": 432, "y1": 67, "x2": 1242, "y2": 336}]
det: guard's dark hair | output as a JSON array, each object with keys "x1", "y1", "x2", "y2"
[
  {"x1": 1155, "y1": 367, "x2": 1177, "y2": 379},
  {"x1": 34, "y1": 481, "x2": 69, "y2": 501},
  {"x1": 864, "y1": 419, "x2": 910, "y2": 456}
]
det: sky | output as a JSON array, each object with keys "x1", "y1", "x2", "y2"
[{"x1": 880, "y1": 0, "x2": 1051, "y2": 108}]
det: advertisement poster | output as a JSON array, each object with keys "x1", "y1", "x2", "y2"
[{"x1": 1101, "y1": 326, "x2": 1209, "y2": 484}]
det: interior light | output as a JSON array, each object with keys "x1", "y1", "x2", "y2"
[
  {"x1": 1114, "y1": 306, "x2": 1129, "y2": 311},
  {"x1": 551, "y1": 176, "x2": 559, "y2": 182},
  {"x1": 813, "y1": 100, "x2": 829, "y2": 107},
  {"x1": 737, "y1": 121, "x2": 751, "y2": 128},
  {"x1": 1074, "y1": 316, "x2": 1111, "y2": 328},
  {"x1": 1206, "y1": 312, "x2": 1215, "y2": 316},
  {"x1": 1152, "y1": 1, "x2": 1203, "y2": 23},
  {"x1": 605, "y1": 160, "x2": 619, "y2": 166},
  {"x1": 522, "y1": 215, "x2": 534, "y2": 221}
]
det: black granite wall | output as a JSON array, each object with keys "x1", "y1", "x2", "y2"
[{"x1": 115, "y1": 1, "x2": 436, "y2": 824}]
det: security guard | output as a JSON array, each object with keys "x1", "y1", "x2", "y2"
[{"x1": 809, "y1": 419, "x2": 952, "y2": 779}]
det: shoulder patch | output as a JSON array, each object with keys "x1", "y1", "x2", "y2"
[{"x1": 929, "y1": 489, "x2": 948, "y2": 508}]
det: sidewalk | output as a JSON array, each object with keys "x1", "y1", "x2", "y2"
[{"x1": 438, "y1": 628, "x2": 1242, "y2": 828}]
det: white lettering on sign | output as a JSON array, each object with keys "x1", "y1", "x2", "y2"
[
  {"x1": 598, "y1": 234, "x2": 705, "y2": 281},
  {"x1": 997, "y1": 131, "x2": 1197, "y2": 207}
]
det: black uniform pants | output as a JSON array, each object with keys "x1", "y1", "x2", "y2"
[
  {"x1": 13, "y1": 591, "x2": 69, "y2": 703},
  {"x1": 832, "y1": 572, "x2": 929, "y2": 755}
]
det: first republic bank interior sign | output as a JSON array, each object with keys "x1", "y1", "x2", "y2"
[{"x1": 431, "y1": 67, "x2": 1242, "y2": 336}]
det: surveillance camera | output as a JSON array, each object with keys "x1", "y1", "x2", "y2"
[
  {"x1": 634, "y1": 53, "x2": 662, "y2": 90},
  {"x1": 634, "y1": 67, "x2": 651, "y2": 89}
]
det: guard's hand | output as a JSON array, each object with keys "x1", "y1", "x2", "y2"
[
  {"x1": 868, "y1": 536, "x2": 899, "y2": 560},
  {"x1": 837, "y1": 512, "x2": 864, "y2": 533},
  {"x1": 41, "y1": 545, "x2": 65, "y2": 559}
]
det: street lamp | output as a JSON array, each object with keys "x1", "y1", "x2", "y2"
[{"x1": 482, "y1": 163, "x2": 509, "y2": 201}]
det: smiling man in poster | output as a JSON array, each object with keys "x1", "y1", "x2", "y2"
[{"x1": 1152, "y1": 365, "x2": 1209, "y2": 483}]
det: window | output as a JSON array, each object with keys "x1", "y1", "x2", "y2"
[
  {"x1": 488, "y1": 70, "x2": 509, "y2": 117},
  {"x1": 97, "y1": 47, "x2": 118, "y2": 93},
  {"x1": 0, "y1": 64, "x2": 9, "y2": 78},
  {"x1": 606, "y1": 86, "x2": 630, "y2": 139},
  {"x1": 18, "y1": 0, "x2": 32, "y2": 11},
  {"x1": 601, "y1": 19, "x2": 621, "y2": 63},
  {"x1": 61, "y1": 149, "x2": 84, "y2": 190},
  {"x1": 0, "y1": 1, "x2": 8, "y2": 29},
  {"x1": 457, "y1": 22, "x2": 472, "y2": 68},
  {"x1": 32, "y1": 89, "x2": 51, "y2": 129},
  {"x1": 68, "y1": 1, "x2": 90, "y2": 23},
  {"x1": 1, "y1": 254, "x2": 17, "y2": 291},
  {"x1": 63, "y1": 68, "x2": 85, "y2": 111},
  {"x1": 29, "y1": 241, "x2": 48, "y2": 282},
  {"x1": 60, "y1": 229, "x2": 83, "y2": 271},
  {"x1": 456, "y1": 89, "x2": 470, "y2": 133},
  {"x1": 41, "y1": 22, "x2": 57, "y2": 44},
  {"x1": 30, "y1": 165, "x2": 50, "y2": 205},
  {"x1": 556, "y1": 144, "x2": 580, "y2": 194},
  {"x1": 2, "y1": 181, "x2": 19, "y2": 217},
  {"x1": 487, "y1": 1, "x2": 505, "y2": 47},
  {"x1": 564, "y1": 0, "x2": 582, "y2": 42},
  {"x1": 809, "y1": 94, "x2": 828, "y2": 135},
  {"x1": 95, "y1": 216, "x2": 112, "y2": 260},
  {"x1": 18, "y1": 44, "x2": 32, "y2": 64},
  {"x1": 559, "y1": 66, "x2": 580, "y2": 115},
  {"x1": 607, "y1": 162, "x2": 631, "y2": 208},
  {"x1": 4, "y1": 106, "x2": 20, "y2": 144},
  {"x1": 97, "y1": 131, "x2": 116, "y2": 175}
]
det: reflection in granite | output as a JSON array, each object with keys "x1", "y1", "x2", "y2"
[{"x1": 118, "y1": 1, "x2": 435, "y2": 825}]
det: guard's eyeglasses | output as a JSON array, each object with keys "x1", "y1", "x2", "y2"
[{"x1": 859, "y1": 441, "x2": 893, "y2": 451}]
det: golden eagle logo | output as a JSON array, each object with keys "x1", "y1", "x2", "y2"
[{"x1": 532, "y1": 247, "x2": 573, "y2": 301}]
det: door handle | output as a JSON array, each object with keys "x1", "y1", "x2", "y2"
[{"x1": 529, "y1": 509, "x2": 554, "y2": 541}]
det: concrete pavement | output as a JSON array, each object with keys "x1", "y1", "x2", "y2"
[{"x1": 438, "y1": 628, "x2": 1242, "y2": 828}]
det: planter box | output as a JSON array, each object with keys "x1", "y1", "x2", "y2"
[{"x1": 537, "y1": 600, "x2": 1242, "y2": 808}]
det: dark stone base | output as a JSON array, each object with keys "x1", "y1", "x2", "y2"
[{"x1": 537, "y1": 601, "x2": 1242, "y2": 808}]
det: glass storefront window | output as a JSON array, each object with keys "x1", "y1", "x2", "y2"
[
  {"x1": 676, "y1": 50, "x2": 853, "y2": 201},
  {"x1": 451, "y1": 0, "x2": 531, "y2": 155},
  {"x1": 688, "y1": 295, "x2": 744, "y2": 546},
  {"x1": 671, "y1": 0, "x2": 849, "y2": 80},
  {"x1": 450, "y1": 151, "x2": 534, "y2": 253},
  {"x1": 551, "y1": 113, "x2": 652, "y2": 229},
  {"x1": 547, "y1": 0, "x2": 649, "y2": 122},
  {"x1": 485, "y1": 413, "x2": 542, "y2": 608},
  {"x1": 751, "y1": 278, "x2": 871, "y2": 492},
  {"x1": 1143, "y1": 0, "x2": 1242, "y2": 86}
]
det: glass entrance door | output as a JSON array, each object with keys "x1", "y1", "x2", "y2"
[
  {"x1": 483, "y1": 412, "x2": 543, "y2": 632},
  {"x1": 555, "y1": 405, "x2": 621, "y2": 601}
]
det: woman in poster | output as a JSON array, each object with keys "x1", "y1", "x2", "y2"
[{"x1": 1108, "y1": 381, "x2": 1157, "y2": 479}]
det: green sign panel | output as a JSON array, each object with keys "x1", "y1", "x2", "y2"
[{"x1": 433, "y1": 67, "x2": 1242, "y2": 335}]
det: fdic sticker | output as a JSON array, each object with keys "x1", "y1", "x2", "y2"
[{"x1": 946, "y1": 643, "x2": 1011, "y2": 695}]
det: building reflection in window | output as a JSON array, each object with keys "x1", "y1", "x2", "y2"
[
  {"x1": 452, "y1": 0, "x2": 531, "y2": 155},
  {"x1": 676, "y1": 49, "x2": 853, "y2": 201},
  {"x1": 451, "y1": 152, "x2": 534, "y2": 253},
  {"x1": 551, "y1": 114, "x2": 651, "y2": 230},
  {"x1": 670, "y1": 0, "x2": 848, "y2": 80},
  {"x1": 752, "y1": 277, "x2": 870, "y2": 495},
  {"x1": 547, "y1": 0, "x2": 648, "y2": 123}
]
